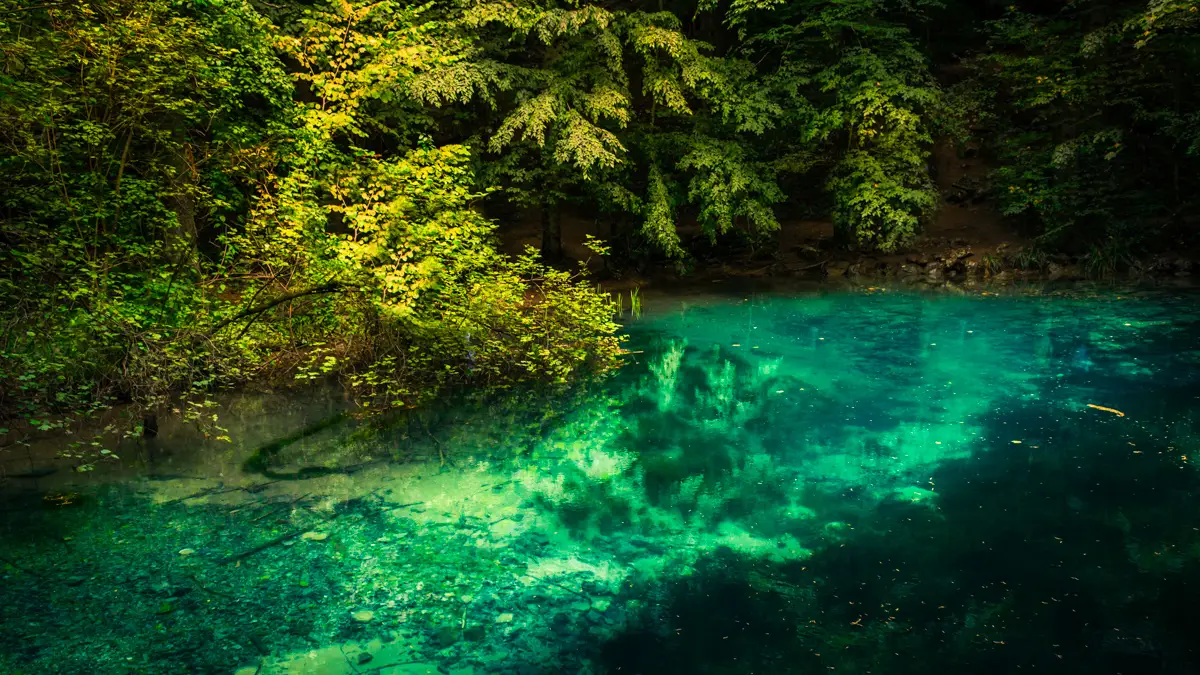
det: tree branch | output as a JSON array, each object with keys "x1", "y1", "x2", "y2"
[{"x1": 208, "y1": 282, "x2": 350, "y2": 336}]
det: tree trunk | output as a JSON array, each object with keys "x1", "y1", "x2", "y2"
[
  {"x1": 541, "y1": 204, "x2": 562, "y2": 262},
  {"x1": 604, "y1": 216, "x2": 616, "y2": 274},
  {"x1": 143, "y1": 413, "x2": 159, "y2": 438},
  {"x1": 164, "y1": 136, "x2": 199, "y2": 273}
]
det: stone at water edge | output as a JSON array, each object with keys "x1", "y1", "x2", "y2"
[
  {"x1": 352, "y1": 610, "x2": 375, "y2": 622},
  {"x1": 358, "y1": 652, "x2": 374, "y2": 665}
]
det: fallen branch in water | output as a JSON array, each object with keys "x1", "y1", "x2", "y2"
[
  {"x1": 1087, "y1": 403, "x2": 1126, "y2": 417},
  {"x1": 521, "y1": 571, "x2": 592, "y2": 601},
  {"x1": 260, "y1": 459, "x2": 384, "y2": 481},
  {"x1": 218, "y1": 491, "x2": 387, "y2": 564},
  {"x1": 188, "y1": 573, "x2": 238, "y2": 599},
  {"x1": 160, "y1": 481, "x2": 280, "y2": 505},
  {"x1": 218, "y1": 526, "x2": 310, "y2": 565},
  {"x1": 385, "y1": 501, "x2": 424, "y2": 513},
  {"x1": 249, "y1": 492, "x2": 313, "y2": 523}
]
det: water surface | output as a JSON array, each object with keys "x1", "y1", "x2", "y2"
[{"x1": 3, "y1": 288, "x2": 1200, "y2": 674}]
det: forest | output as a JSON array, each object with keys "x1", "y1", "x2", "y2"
[{"x1": 2, "y1": 0, "x2": 1199, "y2": 431}]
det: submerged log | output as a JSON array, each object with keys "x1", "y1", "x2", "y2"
[{"x1": 240, "y1": 411, "x2": 350, "y2": 475}]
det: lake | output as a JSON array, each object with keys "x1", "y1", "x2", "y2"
[{"x1": 3, "y1": 286, "x2": 1200, "y2": 674}]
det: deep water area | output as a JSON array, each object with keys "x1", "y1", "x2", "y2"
[{"x1": 4, "y1": 287, "x2": 1200, "y2": 675}]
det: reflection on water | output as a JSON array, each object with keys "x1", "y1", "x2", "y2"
[{"x1": 3, "y1": 289, "x2": 1200, "y2": 674}]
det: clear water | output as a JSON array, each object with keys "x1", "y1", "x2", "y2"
[{"x1": 4, "y1": 287, "x2": 1200, "y2": 675}]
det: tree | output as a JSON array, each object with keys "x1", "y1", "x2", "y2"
[
  {"x1": 431, "y1": 1, "x2": 785, "y2": 262},
  {"x1": 740, "y1": 0, "x2": 942, "y2": 251}
]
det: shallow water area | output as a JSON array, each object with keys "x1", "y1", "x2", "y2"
[{"x1": 4, "y1": 286, "x2": 1200, "y2": 674}]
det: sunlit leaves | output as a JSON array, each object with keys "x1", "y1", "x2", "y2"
[
  {"x1": 552, "y1": 112, "x2": 626, "y2": 177},
  {"x1": 640, "y1": 165, "x2": 685, "y2": 260},
  {"x1": 490, "y1": 90, "x2": 562, "y2": 151},
  {"x1": 678, "y1": 139, "x2": 783, "y2": 238},
  {"x1": 1132, "y1": 0, "x2": 1200, "y2": 46},
  {"x1": 329, "y1": 145, "x2": 495, "y2": 317},
  {"x1": 829, "y1": 150, "x2": 935, "y2": 252}
]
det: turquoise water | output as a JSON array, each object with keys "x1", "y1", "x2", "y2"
[{"x1": 3, "y1": 288, "x2": 1200, "y2": 674}]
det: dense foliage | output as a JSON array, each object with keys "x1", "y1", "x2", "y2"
[
  {"x1": 0, "y1": 0, "x2": 622, "y2": 442},
  {"x1": 967, "y1": 0, "x2": 1200, "y2": 271},
  {"x1": 2, "y1": 0, "x2": 1198, "y2": 442}
]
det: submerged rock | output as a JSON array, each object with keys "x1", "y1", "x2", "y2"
[
  {"x1": 550, "y1": 612, "x2": 572, "y2": 636},
  {"x1": 435, "y1": 625, "x2": 459, "y2": 646},
  {"x1": 582, "y1": 580, "x2": 611, "y2": 595}
]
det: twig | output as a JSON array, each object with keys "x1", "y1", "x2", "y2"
[
  {"x1": 188, "y1": 573, "x2": 238, "y2": 600},
  {"x1": 522, "y1": 572, "x2": 592, "y2": 601},
  {"x1": 338, "y1": 643, "x2": 363, "y2": 674},
  {"x1": 249, "y1": 493, "x2": 311, "y2": 523},
  {"x1": 790, "y1": 259, "x2": 831, "y2": 271},
  {"x1": 419, "y1": 417, "x2": 446, "y2": 468},
  {"x1": 0, "y1": 3, "x2": 66, "y2": 15},
  {"x1": 208, "y1": 282, "x2": 349, "y2": 336},
  {"x1": 218, "y1": 491, "x2": 383, "y2": 564},
  {"x1": 159, "y1": 485, "x2": 226, "y2": 505},
  {"x1": 218, "y1": 527, "x2": 310, "y2": 565},
  {"x1": 360, "y1": 661, "x2": 430, "y2": 675},
  {"x1": 160, "y1": 481, "x2": 279, "y2": 505}
]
